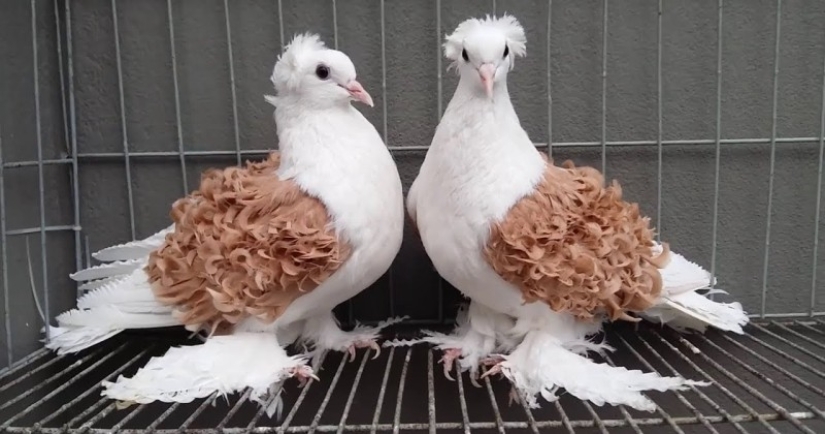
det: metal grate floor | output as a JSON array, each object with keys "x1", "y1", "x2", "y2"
[{"x1": 2, "y1": 321, "x2": 825, "y2": 434}]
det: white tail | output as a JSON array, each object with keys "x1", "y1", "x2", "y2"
[
  {"x1": 46, "y1": 225, "x2": 178, "y2": 354},
  {"x1": 641, "y1": 243, "x2": 749, "y2": 334},
  {"x1": 102, "y1": 332, "x2": 311, "y2": 419},
  {"x1": 502, "y1": 330, "x2": 708, "y2": 411}
]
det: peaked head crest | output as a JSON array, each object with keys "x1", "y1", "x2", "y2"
[
  {"x1": 443, "y1": 14, "x2": 526, "y2": 64},
  {"x1": 270, "y1": 33, "x2": 328, "y2": 95}
]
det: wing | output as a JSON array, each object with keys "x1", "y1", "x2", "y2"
[
  {"x1": 146, "y1": 152, "x2": 352, "y2": 333},
  {"x1": 484, "y1": 158, "x2": 669, "y2": 322}
]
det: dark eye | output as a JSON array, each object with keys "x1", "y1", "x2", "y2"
[
  {"x1": 461, "y1": 49, "x2": 469, "y2": 62},
  {"x1": 503, "y1": 45, "x2": 509, "y2": 58},
  {"x1": 315, "y1": 65, "x2": 330, "y2": 80}
]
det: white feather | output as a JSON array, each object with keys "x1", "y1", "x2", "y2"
[
  {"x1": 102, "y1": 333, "x2": 309, "y2": 419},
  {"x1": 642, "y1": 243, "x2": 749, "y2": 334},
  {"x1": 500, "y1": 330, "x2": 708, "y2": 411},
  {"x1": 69, "y1": 259, "x2": 145, "y2": 282},
  {"x1": 92, "y1": 224, "x2": 174, "y2": 262},
  {"x1": 78, "y1": 275, "x2": 129, "y2": 292}
]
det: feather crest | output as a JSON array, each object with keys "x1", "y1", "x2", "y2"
[{"x1": 443, "y1": 14, "x2": 527, "y2": 62}]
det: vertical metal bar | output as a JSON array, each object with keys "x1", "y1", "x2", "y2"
[
  {"x1": 392, "y1": 348, "x2": 413, "y2": 434},
  {"x1": 64, "y1": 0, "x2": 83, "y2": 276},
  {"x1": 600, "y1": 0, "x2": 608, "y2": 176},
  {"x1": 380, "y1": 0, "x2": 395, "y2": 318},
  {"x1": 369, "y1": 347, "x2": 395, "y2": 434},
  {"x1": 336, "y1": 349, "x2": 372, "y2": 434},
  {"x1": 54, "y1": 0, "x2": 69, "y2": 159},
  {"x1": 31, "y1": 0, "x2": 51, "y2": 339},
  {"x1": 454, "y1": 363, "x2": 471, "y2": 434},
  {"x1": 223, "y1": 0, "x2": 241, "y2": 167},
  {"x1": 332, "y1": 0, "x2": 338, "y2": 50},
  {"x1": 810, "y1": 39, "x2": 825, "y2": 315},
  {"x1": 482, "y1": 378, "x2": 506, "y2": 434},
  {"x1": 761, "y1": 0, "x2": 782, "y2": 317},
  {"x1": 308, "y1": 354, "x2": 348, "y2": 433},
  {"x1": 277, "y1": 0, "x2": 285, "y2": 49},
  {"x1": 435, "y1": 0, "x2": 444, "y2": 322},
  {"x1": 710, "y1": 0, "x2": 724, "y2": 281},
  {"x1": 427, "y1": 350, "x2": 436, "y2": 434},
  {"x1": 111, "y1": 0, "x2": 137, "y2": 240},
  {"x1": 0, "y1": 121, "x2": 11, "y2": 365},
  {"x1": 436, "y1": 0, "x2": 443, "y2": 119},
  {"x1": 166, "y1": 0, "x2": 188, "y2": 195},
  {"x1": 492, "y1": 0, "x2": 496, "y2": 15},
  {"x1": 380, "y1": 0, "x2": 388, "y2": 146},
  {"x1": 655, "y1": 0, "x2": 663, "y2": 240},
  {"x1": 546, "y1": 0, "x2": 552, "y2": 158}
]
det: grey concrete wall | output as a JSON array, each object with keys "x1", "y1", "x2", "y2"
[{"x1": 2, "y1": 0, "x2": 825, "y2": 368}]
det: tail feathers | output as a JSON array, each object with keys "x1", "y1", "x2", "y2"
[
  {"x1": 102, "y1": 333, "x2": 309, "y2": 419},
  {"x1": 504, "y1": 334, "x2": 708, "y2": 412},
  {"x1": 70, "y1": 259, "x2": 145, "y2": 282},
  {"x1": 45, "y1": 326, "x2": 124, "y2": 355},
  {"x1": 646, "y1": 291, "x2": 748, "y2": 334},
  {"x1": 79, "y1": 275, "x2": 130, "y2": 292},
  {"x1": 55, "y1": 306, "x2": 178, "y2": 329},
  {"x1": 92, "y1": 224, "x2": 175, "y2": 262},
  {"x1": 657, "y1": 246, "x2": 714, "y2": 296},
  {"x1": 647, "y1": 245, "x2": 749, "y2": 334},
  {"x1": 77, "y1": 269, "x2": 155, "y2": 310}
]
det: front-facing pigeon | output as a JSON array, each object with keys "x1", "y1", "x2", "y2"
[
  {"x1": 408, "y1": 15, "x2": 748, "y2": 411},
  {"x1": 45, "y1": 33, "x2": 405, "y2": 416}
]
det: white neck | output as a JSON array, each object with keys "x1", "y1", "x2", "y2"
[
  {"x1": 421, "y1": 75, "x2": 546, "y2": 224},
  {"x1": 272, "y1": 102, "x2": 403, "y2": 247}
]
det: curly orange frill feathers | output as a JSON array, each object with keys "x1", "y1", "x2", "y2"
[
  {"x1": 485, "y1": 158, "x2": 670, "y2": 322},
  {"x1": 145, "y1": 152, "x2": 351, "y2": 334}
]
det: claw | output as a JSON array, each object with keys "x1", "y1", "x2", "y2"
[
  {"x1": 507, "y1": 387, "x2": 520, "y2": 406},
  {"x1": 438, "y1": 348, "x2": 461, "y2": 382},
  {"x1": 348, "y1": 345, "x2": 357, "y2": 362},
  {"x1": 443, "y1": 361, "x2": 454, "y2": 382},
  {"x1": 369, "y1": 341, "x2": 381, "y2": 359},
  {"x1": 480, "y1": 363, "x2": 502, "y2": 379},
  {"x1": 469, "y1": 372, "x2": 482, "y2": 388}
]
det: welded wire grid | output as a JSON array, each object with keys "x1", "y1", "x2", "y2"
[
  {"x1": 1, "y1": 0, "x2": 825, "y2": 373},
  {"x1": 0, "y1": 321, "x2": 824, "y2": 433}
]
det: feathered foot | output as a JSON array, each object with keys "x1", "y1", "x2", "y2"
[
  {"x1": 288, "y1": 363, "x2": 320, "y2": 388},
  {"x1": 437, "y1": 348, "x2": 463, "y2": 381},
  {"x1": 491, "y1": 330, "x2": 708, "y2": 412},
  {"x1": 300, "y1": 313, "x2": 407, "y2": 368}
]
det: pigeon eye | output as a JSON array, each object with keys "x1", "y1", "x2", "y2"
[
  {"x1": 315, "y1": 65, "x2": 330, "y2": 80},
  {"x1": 461, "y1": 49, "x2": 469, "y2": 62},
  {"x1": 503, "y1": 45, "x2": 509, "y2": 58}
]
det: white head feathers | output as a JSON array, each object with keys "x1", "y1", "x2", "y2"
[
  {"x1": 265, "y1": 33, "x2": 373, "y2": 108},
  {"x1": 443, "y1": 14, "x2": 527, "y2": 69}
]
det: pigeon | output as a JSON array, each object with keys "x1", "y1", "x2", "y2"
[
  {"x1": 46, "y1": 33, "x2": 405, "y2": 416},
  {"x1": 408, "y1": 15, "x2": 748, "y2": 411}
]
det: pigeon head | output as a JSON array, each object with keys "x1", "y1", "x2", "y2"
[
  {"x1": 267, "y1": 33, "x2": 373, "y2": 108},
  {"x1": 444, "y1": 14, "x2": 526, "y2": 98}
]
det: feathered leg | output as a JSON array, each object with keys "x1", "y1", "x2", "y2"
[
  {"x1": 102, "y1": 332, "x2": 314, "y2": 419},
  {"x1": 298, "y1": 312, "x2": 406, "y2": 369},
  {"x1": 422, "y1": 301, "x2": 517, "y2": 385},
  {"x1": 481, "y1": 313, "x2": 708, "y2": 412}
]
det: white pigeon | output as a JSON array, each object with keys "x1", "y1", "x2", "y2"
[
  {"x1": 46, "y1": 33, "x2": 405, "y2": 416},
  {"x1": 408, "y1": 15, "x2": 748, "y2": 412}
]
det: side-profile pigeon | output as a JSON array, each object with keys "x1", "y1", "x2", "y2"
[
  {"x1": 408, "y1": 15, "x2": 748, "y2": 411},
  {"x1": 47, "y1": 33, "x2": 405, "y2": 416}
]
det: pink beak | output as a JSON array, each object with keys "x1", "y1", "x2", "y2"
[
  {"x1": 343, "y1": 80, "x2": 374, "y2": 107},
  {"x1": 478, "y1": 63, "x2": 496, "y2": 98}
]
